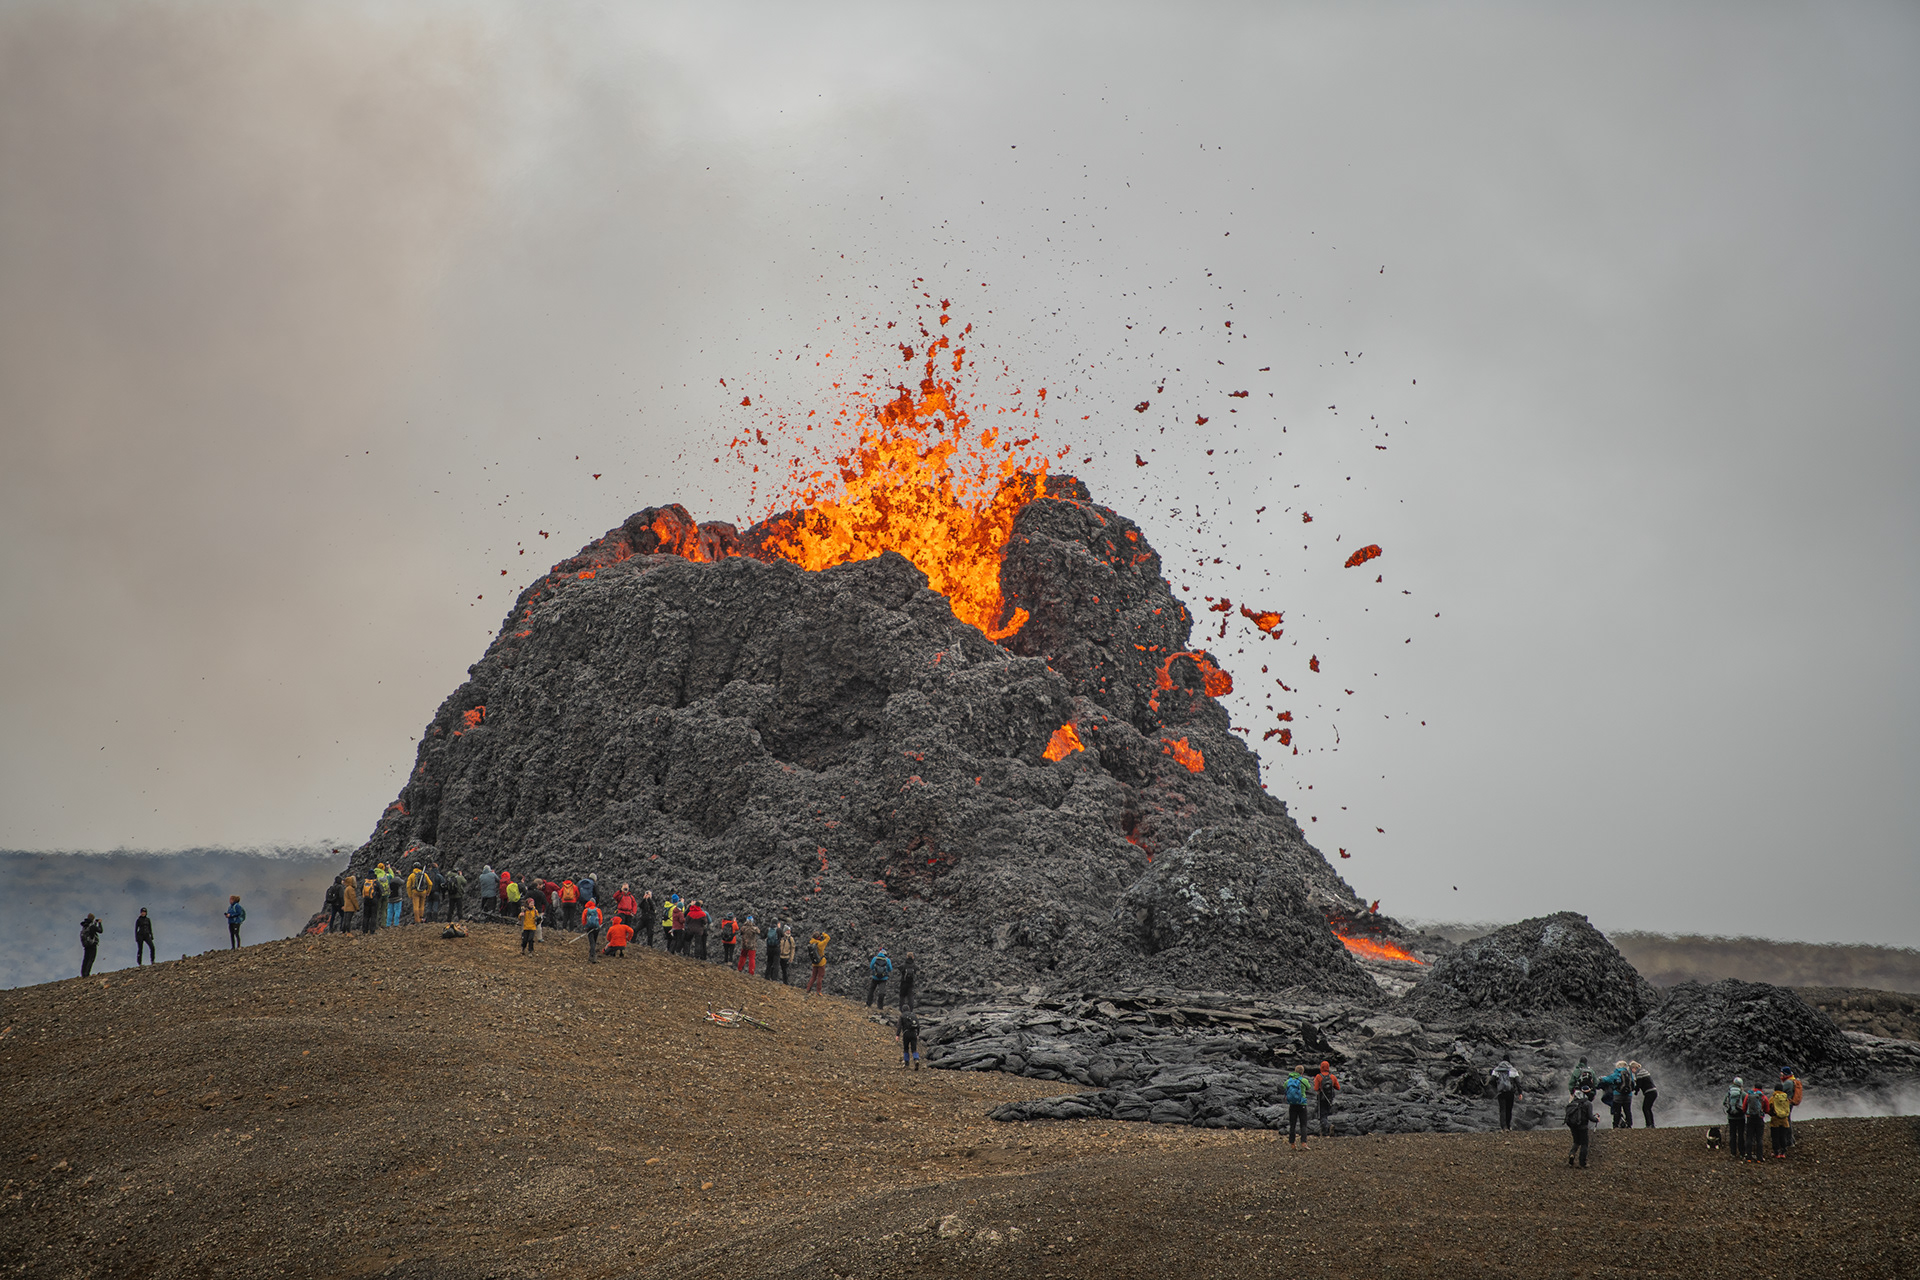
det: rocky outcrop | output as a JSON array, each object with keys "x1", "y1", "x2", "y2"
[
  {"x1": 348, "y1": 489, "x2": 1377, "y2": 998},
  {"x1": 1620, "y1": 979, "x2": 1866, "y2": 1086},
  {"x1": 1407, "y1": 912, "x2": 1661, "y2": 1035}
]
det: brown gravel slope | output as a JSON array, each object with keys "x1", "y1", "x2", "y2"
[{"x1": 2, "y1": 925, "x2": 1915, "y2": 1280}]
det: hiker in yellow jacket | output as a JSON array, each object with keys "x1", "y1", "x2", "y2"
[
  {"x1": 520, "y1": 902, "x2": 540, "y2": 955},
  {"x1": 1768, "y1": 1082, "x2": 1793, "y2": 1158},
  {"x1": 406, "y1": 865, "x2": 431, "y2": 925}
]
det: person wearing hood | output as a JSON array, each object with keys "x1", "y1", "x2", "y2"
[
  {"x1": 668, "y1": 896, "x2": 686, "y2": 956},
  {"x1": 636, "y1": 890, "x2": 657, "y2": 949},
  {"x1": 776, "y1": 924, "x2": 796, "y2": 984},
  {"x1": 80, "y1": 913, "x2": 103, "y2": 976},
  {"x1": 866, "y1": 949, "x2": 893, "y2": 1009},
  {"x1": 614, "y1": 885, "x2": 639, "y2": 931},
  {"x1": 1489, "y1": 1060, "x2": 1523, "y2": 1131},
  {"x1": 405, "y1": 864, "x2": 431, "y2": 926},
  {"x1": 1565, "y1": 1089, "x2": 1596, "y2": 1168},
  {"x1": 134, "y1": 908, "x2": 156, "y2": 967},
  {"x1": 361, "y1": 876, "x2": 380, "y2": 934},
  {"x1": 1284, "y1": 1066, "x2": 1312, "y2": 1147},
  {"x1": 477, "y1": 863, "x2": 499, "y2": 917},
  {"x1": 1313, "y1": 1060, "x2": 1341, "y2": 1137},
  {"x1": 1567, "y1": 1058, "x2": 1597, "y2": 1100},
  {"x1": 1722, "y1": 1077, "x2": 1747, "y2": 1160},
  {"x1": 1742, "y1": 1079, "x2": 1769, "y2": 1163},
  {"x1": 340, "y1": 872, "x2": 361, "y2": 930},
  {"x1": 897, "y1": 953, "x2": 919, "y2": 1011},
  {"x1": 736, "y1": 916, "x2": 762, "y2": 975},
  {"x1": 686, "y1": 900, "x2": 710, "y2": 960},
  {"x1": 225, "y1": 895, "x2": 247, "y2": 948}
]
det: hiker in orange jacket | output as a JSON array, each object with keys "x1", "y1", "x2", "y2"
[
  {"x1": 1313, "y1": 1060, "x2": 1341, "y2": 1137},
  {"x1": 604, "y1": 915, "x2": 632, "y2": 957},
  {"x1": 718, "y1": 914, "x2": 739, "y2": 966}
]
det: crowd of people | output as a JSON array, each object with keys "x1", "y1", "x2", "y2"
[
  {"x1": 1558, "y1": 1057, "x2": 1802, "y2": 1167},
  {"x1": 312, "y1": 862, "x2": 925, "y2": 1018}
]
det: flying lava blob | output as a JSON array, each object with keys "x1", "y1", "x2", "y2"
[{"x1": 1343, "y1": 543, "x2": 1383, "y2": 569}]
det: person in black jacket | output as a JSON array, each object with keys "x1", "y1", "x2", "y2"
[
  {"x1": 80, "y1": 913, "x2": 103, "y2": 976},
  {"x1": 134, "y1": 908, "x2": 156, "y2": 966},
  {"x1": 897, "y1": 953, "x2": 918, "y2": 1011},
  {"x1": 636, "y1": 891, "x2": 656, "y2": 948},
  {"x1": 1566, "y1": 1091, "x2": 1596, "y2": 1168},
  {"x1": 897, "y1": 1012, "x2": 921, "y2": 1069},
  {"x1": 324, "y1": 878, "x2": 348, "y2": 935}
]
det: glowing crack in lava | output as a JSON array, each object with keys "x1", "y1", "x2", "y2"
[
  {"x1": 1043, "y1": 723, "x2": 1085, "y2": 762},
  {"x1": 750, "y1": 319, "x2": 1059, "y2": 639},
  {"x1": 1333, "y1": 930, "x2": 1424, "y2": 965}
]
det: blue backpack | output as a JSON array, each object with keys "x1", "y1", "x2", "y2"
[
  {"x1": 870, "y1": 954, "x2": 892, "y2": 980},
  {"x1": 1286, "y1": 1075, "x2": 1307, "y2": 1105},
  {"x1": 582, "y1": 904, "x2": 602, "y2": 929}
]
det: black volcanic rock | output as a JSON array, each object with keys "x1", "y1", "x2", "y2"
[
  {"x1": 348, "y1": 491, "x2": 1376, "y2": 998},
  {"x1": 1622, "y1": 979, "x2": 1866, "y2": 1086},
  {"x1": 1407, "y1": 912, "x2": 1661, "y2": 1034}
]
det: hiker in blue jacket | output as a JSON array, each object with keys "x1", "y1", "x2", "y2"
[
  {"x1": 865, "y1": 949, "x2": 893, "y2": 1009},
  {"x1": 225, "y1": 896, "x2": 246, "y2": 949},
  {"x1": 1285, "y1": 1067, "x2": 1311, "y2": 1147},
  {"x1": 1600, "y1": 1061, "x2": 1634, "y2": 1128}
]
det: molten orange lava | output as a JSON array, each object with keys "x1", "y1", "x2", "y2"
[
  {"x1": 752, "y1": 319, "x2": 1057, "y2": 638},
  {"x1": 1043, "y1": 723, "x2": 1085, "y2": 761},
  {"x1": 1344, "y1": 543, "x2": 1383, "y2": 569},
  {"x1": 1334, "y1": 932, "x2": 1424, "y2": 964},
  {"x1": 462, "y1": 706, "x2": 485, "y2": 728},
  {"x1": 1148, "y1": 651, "x2": 1234, "y2": 715},
  {"x1": 1239, "y1": 605, "x2": 1284, "y2": 637},
  {"x1": 1161, "y1": 736, "x2": 1205, "y2": 773}
]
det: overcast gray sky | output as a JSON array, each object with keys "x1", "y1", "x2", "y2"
[{"x1": 3, "y1": 1, "x2": 1914, "y2": 947}]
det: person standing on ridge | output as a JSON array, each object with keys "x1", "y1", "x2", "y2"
[
  {"x1": 687, "y1": 900, "x2": 710, "y2": 961},
  {"x1": 405, "y1": 864, "x2": 430, "y2": 926},
  {"x1": 777, "y1": 924, "x2": 796, "y2": 984},
  {"x1": 1723, "y1": 1077, "x2": 1747, "y2": 1160},
  {"x1": 1565, "y1": 1089, "x2": 1596, "y2": 1168},
  {"x1": 636, "y1": 890, "x2": 657, "y2": 949},
  {"x1": 897, "y1": 1012, "x2": 921, "y2": 1070},
  {"x1": 1489, "y1": 1060, "x2": 1523, "y2": 1132},
  {"x1": 866, "y1": 949, "x2": 893, "y2": 1009},
  {"x1": 477, "y1": 863, "x2": 498, "y2": 918},
  {"x1": 1743, "y1": 1079, "x2": 1768, "y2": 1162},
  {"x1": 736, "y1": 916, "x2": 761, "y2": 975},
  {"x1": 324, "y1": 877, "x2": 346, "y2": 934},
  {"x1": 581, "y1": 899, "x2": 603, "y2": 963},
  {"x1": 226, "y1": 895, "x2": 246, "y2": 948},
  {"x1": 341, "y1": 872, "x2": 360, "y2": 931},
  {"x1": 361, "y1": 877, "x2": 380, "y2": 934},
  {"x1": 897, "y1": 953, "x2": 918, "y2": 1011},
  {"x1": 383, "y1": 865, "x2": 403, "y2": 927},
  {"x1": 80, "y1": 913, "x2": 103, "y2": 976},
  {"x1": 1313, "y1": 1060, "x2": 1341, "y2": 1138},
  {"x1": 718, "y1": 913, "x2": 738, "y2": 967},
  {"x1": 520, "y1": 899, "x2": 539, "y2": 955},
  {"x1": 806, "y1": 929, "x2": 830, "y2": 995},
  {"x1": 1779, "y1": 1067, "x2": 1803, "y2": 1151},
  {"x1": 1630, "y1": 1061, "x2": 1657, "y2": 1129},
  {"x1": 1768, "y1": 1079, "x2": 1793, "y2": 1158},
  {"x1": 134, "y1": 908, "x2": 156, "y2": 967}
]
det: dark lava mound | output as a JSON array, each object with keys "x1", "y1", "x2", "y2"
[{"x1": 349, "y1": 485, "x2": 1377, "y2": 998}]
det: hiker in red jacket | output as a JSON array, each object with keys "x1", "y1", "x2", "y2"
[
  {"x1": 1313, "y1": 1060, "x2": 1341, "y2": 1137},
  {"x1": 718, "y1": 914, "x2": 739, "y2": 966},
  {"x1": 614, "y1": 885, "x2": 640, "y2": 931}
]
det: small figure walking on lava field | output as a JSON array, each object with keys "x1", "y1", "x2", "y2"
[
  {"x1": 1490, "y1": 1059, "x2": 1523, "y2": 1131},
  {"x1": 897, "y1": 1011, "x2": 921, "y2": 1070}
]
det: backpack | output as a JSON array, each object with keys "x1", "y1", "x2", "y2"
[
  {"x1": 1316, "y1": 1076, "x2": 1337, "y2": 1106},
  {"x1": 1725, "y1": 1086, "x2": 1744, "y2": 1116},
  {"x1": 1495, "y1": 1069, "x2": 1516, "y2": 1096},
  {"x1": 1744, "y1": 1090, "x2": 1766, "y2": 1117},
  {"x1": 1286, "y1": 1075, "x2": 1307, "y2": 1105},
  {"x1": 1564, "y1": 1099, "x2": 1587, "y2": 1130},
  {"x1": 1770, "y1": 1092, "x2": 1791, "y2": 1120},
  {"x1": 809, "y1": 937, "x2": 827, "y2": 965},
  {"x1": 1573, "y1": 1068, "x2": 1595, "y2": 1094},
  {"x1": 582, "y1": 904, "x2": 602, "y2": 929},
  {"x1": 560, "y1": 880, "x2": 578, "y2": 904},
  {"x1": 870, "y1": 954, "x2": 892, "y2": 980}
]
